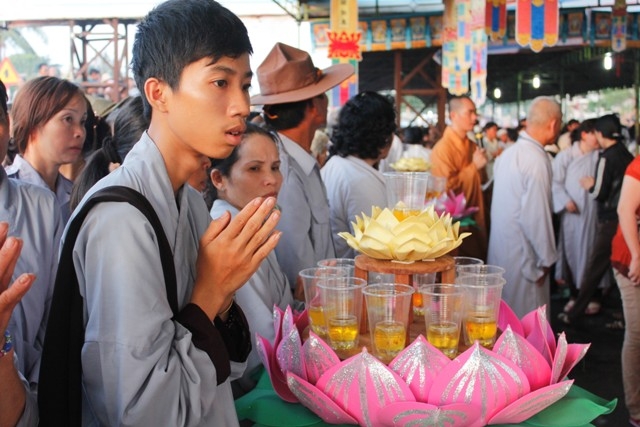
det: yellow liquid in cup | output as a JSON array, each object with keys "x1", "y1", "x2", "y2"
[
  {"x1": 427, "y1": 321, "x2": 460, "y2": 359},
  {"x1": 327, "y1": 315, "x2": 359, "y2": 350},
  {"x1": 308, "y1": 305, "x2": 333, "y2": 338},
  {"x1": 392, "y1": 208, "x2": 422, "y2": 222},
  {"x1": 374, "y1": 320, "x2": 406, "y2": 363},
  {"x1": 465, "y1": 312, "x2": 497, "y2": 347}
]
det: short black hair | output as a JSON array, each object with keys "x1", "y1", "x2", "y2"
[
  {"x1": 132, "y1": 0, "x2": 252, "y2": 119},
  {"x1": 330, "y1": 91, "x2": 396, "y2": 160},
  {"x1": 0, "y1": 79, "x2": 7, "y2": 117},
  {"x1": 570, "y1": 118, "x2": 596, "y2": 143},
  {"x1": 483, "y1": 121, "x2": 498, "y2": 131},
  {"x1": 595, "y1": 114, "x2": 623, "y2": 141},
  {"x1": 403, "y1": 127, "x2": 423, "y2": 145},
  {"x1": 263, "y1": 99, "x2": 313, "y2": 131}
]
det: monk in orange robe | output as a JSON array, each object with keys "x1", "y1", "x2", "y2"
[{"x1": 431, "y1": 96, "x2": 488, "y2": 260}]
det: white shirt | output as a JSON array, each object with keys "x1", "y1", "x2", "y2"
[{"x1": 321, "y1": 155, "x2": 387, "y2": 258}]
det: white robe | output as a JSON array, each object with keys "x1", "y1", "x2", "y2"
[
  {"x1": 552, "y1": 143, "x2": 599, "y2": 288},
  {"x1": 210, "y1": 199, "x2": 295, "y2": 392},
  {"x1": 321, "y1": 155, "x2": 387, "y2": 258},
  {"x1": 488, "y1": 132, "x2": 558, "y2": 318}
]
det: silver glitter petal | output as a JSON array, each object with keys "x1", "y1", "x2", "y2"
[
  {"x1": 389, "y1": 335, "x2": 451, "y2": 402},
  {"x1": 303, "y1": 331, "x2": 340, "y2": 384},
  {"x1": 317, "y1": 348, "x2": 415, "y2": 427},
  {"x1": 429, "y1": 343, "x2": 530, "y2": 425},
  {"x1": 494, "y1": 326, "x2": 552, "y2": 391},
  {"x1": 377, "y1": 401, "x2": 481, "y2": 427},
  {"x1": 286, "y1": 372, "x2": 359, "y2": 425},
  {"x1": 277, "y1": 324, "x2": 306, "y2": 380},
  {"x1": 487, "y1": 379, "x2": 574, "y2": 425}
]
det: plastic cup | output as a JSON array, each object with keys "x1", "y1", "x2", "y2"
[
  {"x1": 426, "y1": 174, "x2": 447, "y2": 206},
  {"x1": 453, "y1": 256, "x2": 484, "y2": 277},
  {"x1": 299, "y1": 267, "x2": 350, "y2": 339},
  {"x1": 456, "y1": 264, "x2": 505, "y2": 278},
  {"x1": 317, "y1": 277, "x2": 366, "y2": 357},
  {"x1": 317, "y1": 258, "x2": 355, "y2": 277},
  {"x1": 411, "y1": 272, "x2": 436, "y2": 316},
  {"x1": 420, "y1": 284, "x2": 464, "y2": 359},
  {"x1": 362, "y1": 284, "x2": 414, "y2": 364},
  {"x1": 456, "y1": 274, "x2": 506, "y2": 348},
  {"x1": 383, "y1": 172, "x2": 429, "y2": 220}
]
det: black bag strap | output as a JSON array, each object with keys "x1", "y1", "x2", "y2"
[{"x1": 38, "y1": 186, "x2": 178, "y2": 426}]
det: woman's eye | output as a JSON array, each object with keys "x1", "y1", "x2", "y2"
[{"x1": 213, "y1": 80, "x2": 228, "y2": 88}]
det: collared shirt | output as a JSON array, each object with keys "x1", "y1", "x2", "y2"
[
  {"x1": 275, "y1": 133, "x2": 335, "y2": 287},
  {"x1": 5, "y1": 154, "x2": 73, "y2": 224},
  {"x1": 488, "y1": 131, "x2": 557, "y2": 317},
  {"x1": 211, "y1": 199, "x2": 295, "y2": 392},
  {"x1": 72, "y1": 132, "x2": 244, "y2": 426},
  {"x1": 321, "y1": 155, "x2": 387, "y2": 258},
  {"x1": 0, "y1": 168, "x2": 63, "y2": 388}
]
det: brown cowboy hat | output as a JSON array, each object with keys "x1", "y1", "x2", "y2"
[{"x1": 251, "y1": 42, "x2": 354, "y2": 106}]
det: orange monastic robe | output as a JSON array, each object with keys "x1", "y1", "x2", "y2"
[{"x1": 431, "y1": 126, "x2": 487, "y2": 260}]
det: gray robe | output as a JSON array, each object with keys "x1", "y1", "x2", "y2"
[
  {"x1": 488, "y1": 132, "x2": 558, "y2": 318},
  {"x1": 71, "y1": 133, "x2": 244, "y2": 426},
  {"x1": 552, "y1": 143, "x2": 600, "y2": 288}
]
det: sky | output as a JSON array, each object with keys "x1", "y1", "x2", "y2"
[{"x1": 13, "y1": 1, "x2": 332, "y2": 96}]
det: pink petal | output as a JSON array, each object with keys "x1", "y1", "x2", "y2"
[
  {"x1": 303, "y1": 332, "x2": 340, "y2": 385},
  {"x1": 488, "y1": 380, "x2": 573, "y2": 425},
  {"x1": 551, "y1": 332, "x2": 590, "y2": 384},
  {"x1": 498, "y1": 300, "x2": 524, "y2": 337},
  {"x1": 494, "y1": 327, "x2": 551, "y2": 391},
  {"x1": 522, "y1": 306, "x2": 556, "y2": 365},
  {"x1": 378, "y1": 401, "x2": 484, "y2": 427},
  {"x1": 389, "y1": 335, "x2": 451, "y2": 403},
  {"x1": 286, "y1": 372, "x2": 359, "y2": 425},
  {"x1": 317, "y1": 348, "x2": 416, "y2": 427},
  {"x1": 428, "y1": 343, "x2": 530, "y2": 425},
  {"x1": 256, "y1": 334, "x2": 298, "y2": 402}
]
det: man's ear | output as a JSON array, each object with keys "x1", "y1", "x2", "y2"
[{"x1": 144, "y1": 78, "x2": 169, "y2": 114}]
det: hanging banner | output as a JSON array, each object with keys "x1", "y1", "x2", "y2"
[
  {"x1": 329, "y1": 0, "x2": 358, "y2": 106},
  {"x1": 485, "y1": 0, "x2": 507, "y2": 41},
  {"x1": 456, "y1": 0, "x2": 472, "y2": 70},
  {"x1": 516, "y1": 0, "x2": 559, "y2": 53},
  {"x1": 471, "y1": 0, "x2": 488, "y2": 106},
  {"x1": 612, "y1": 0, "x2": 627, "y2": 52},
  {"x1": 442, "y1": 0, "x2": 458, "y2": 91}
]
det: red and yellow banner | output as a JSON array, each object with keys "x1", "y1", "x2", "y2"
[
  {"x1": 516, "y1": 0, "x2": 559, "y2": 53},
  {"x1": 330, "y1": 0, "x2": 359, "y2": 106}
]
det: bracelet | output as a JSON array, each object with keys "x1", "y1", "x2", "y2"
[
  {"x1": 0, "y1": 330, "x2": 12, "y2": 358},
  {"x1": 218, "y1": 299, "x2": 234, "y2": 317}
]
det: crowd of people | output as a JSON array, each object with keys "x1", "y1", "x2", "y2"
[{"x1": 0, "y1": 0, "x2": 639, "y2": 426}]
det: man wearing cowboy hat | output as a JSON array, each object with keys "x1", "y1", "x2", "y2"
[{"x1": 252, "y1": 42, "x2": 354, "y2": 291}]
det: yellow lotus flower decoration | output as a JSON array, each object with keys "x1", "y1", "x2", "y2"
[
  {"x1": 390, "y1": 157, "x2": 431, "y2": 172},
  {"x1": 338, "y1": 205, "x2": 471, "y2": 262}
]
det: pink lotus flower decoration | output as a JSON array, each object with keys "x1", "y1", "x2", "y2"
[
  {"x1": 435, "y1": 190, "x2": 479, "y2": 222},
  {"x1": 256, "y1": 303, "x2": 590, "y2": 427}
]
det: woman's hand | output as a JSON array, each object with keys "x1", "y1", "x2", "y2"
[{"x1": 629, "y1": 255, "x2": 640, "y2": 286}]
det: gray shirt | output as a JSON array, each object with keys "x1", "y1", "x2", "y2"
[
  {"x1": 0, "y1": 168, "x2": 62, "y2": 386},
  {"x1": 71, "y1": 132, "x2": 244, "y2": 426},
  {"x1": 275, "y1": 134, "x2": 335, "y2": 287},
  {"x1": 5, "y1": 154, "x2": 73, "y2": 224},
  {"x1": 321, "y1": 155, "x2": 387, "y2": 258}
]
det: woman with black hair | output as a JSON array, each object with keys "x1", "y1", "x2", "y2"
[{"x1": 320, "y1": 91, "x2": 397, "y2": 258}]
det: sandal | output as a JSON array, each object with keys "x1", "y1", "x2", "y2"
[
  {"x1": 585, "y1": 301, "x2": 601, "y2": 315},
  {"x1": 605, "y1": 320, "x2": 625, "y2": 330}
]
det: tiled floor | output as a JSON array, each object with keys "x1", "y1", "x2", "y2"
[{"x1": 550, "y1": 285, "x2": 628, "y2": 426}]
